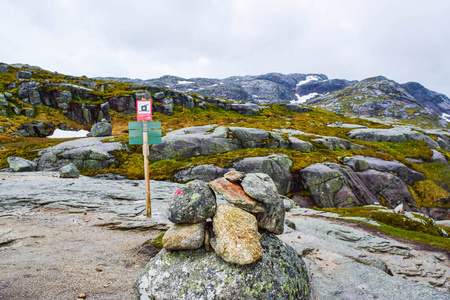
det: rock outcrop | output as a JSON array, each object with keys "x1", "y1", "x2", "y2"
[
  {"x1": 37, "y1": 137, "x2": 126, "y2": 171},
  {"x1": 149, "y1": 125, "x2": 294, "y2": 162},
  {"x1": 299, "y1": 157, "x2": 424, "y2": 212},
  {"x1": 135, "y1": 232, "x2": 311, "y2": 300}
]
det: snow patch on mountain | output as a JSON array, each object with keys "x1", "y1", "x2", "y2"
[
  {"x1": 296, "y1": 75, "x2": 322, "y2": 87},
  {"x1": 442, "y1": 113, "x2": 450, "y2": 122},
  {"x1": 292, "y1": 93, "x2": 320, "y2": 104},
  {"x1": 177, "y1": 81, "x2": 194, "y2": 85}
]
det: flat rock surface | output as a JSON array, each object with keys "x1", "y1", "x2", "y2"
[
  {"x1": 1, "y1": 172, "x2": 449, "y2": 299},
  {"x1": 281, "y1": 209, "x2": 450, "y2": 299},
  {"x1": 0, "y1": 172, "x2": 181, "y2": 226}
]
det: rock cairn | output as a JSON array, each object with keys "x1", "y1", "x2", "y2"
[{"x1": 163, "y1": 171, "x2": 285, "y2": 265}]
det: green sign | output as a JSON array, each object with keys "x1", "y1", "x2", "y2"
[{"x1": 128, "y1": 121, "x2": 162, "y2": 145}]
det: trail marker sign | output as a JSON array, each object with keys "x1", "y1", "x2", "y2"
[
  {"x1": 136, "y1": 99, "x2": 152, "y2": 121},
  {"x1": 128, "y1": 117, "x2": 162, "y2": 217}
]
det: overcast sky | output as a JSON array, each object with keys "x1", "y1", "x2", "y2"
[{"x1": 2, "y1": 0, "x2": 450, "y2": 96}]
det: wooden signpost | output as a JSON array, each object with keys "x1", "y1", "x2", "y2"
[{"x1": 128, "y1": 99, "x2": 162, "y2": 217}]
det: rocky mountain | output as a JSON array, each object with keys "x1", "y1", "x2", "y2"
[
  {"x1": 98, "y1": 72, "x2": 450, "y2": 127},
  {"x1": 97, "y1": 73, "x2": 354, "y2": 105},
  {"x1": 307, "y1": 76, "x2": 443, "y2": 127}
]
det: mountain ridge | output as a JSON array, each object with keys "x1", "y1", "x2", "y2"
[{"x1": 96, "y1": 72, "x2": 450, "y2": 127}]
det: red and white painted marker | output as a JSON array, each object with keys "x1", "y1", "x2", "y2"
[{"x1": 136, "y1": 99, "x2": 152, "y2": 121}]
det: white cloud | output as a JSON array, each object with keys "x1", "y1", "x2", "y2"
[{"x1": 1, "y1": 0, "x2": 449, "y2": 96}]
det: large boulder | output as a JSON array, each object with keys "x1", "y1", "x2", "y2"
[
  {"x1": 37, "y1": 137, "x2": 125, "y2": 171},
  {"x1": 212, "y1": 203, "x2": 262, "y2": 265},
  {"x1": 356, "y1": 169, "x2": 419, "y2": 211},
  {"x1": 299, "y1": 163, "x2": 360, "y2": 208},
  {"x1": 7, "y1": 157, "x2": 37, "y2": 172},
  {"x1": 134, "y1": 232, "x2": 312, "y2": 299},
  {"x1": 58, "y1": 163, "x2": 80, "y2": 178},
  {"x1": 326, "y1": 163, "x2": 380, "y2": 206},
  {"x1": 167, "y1": 180, "x2": 216, "y2": 224},
  {"x1": 91, "y1": 122, "x2": 112, "y2": 137},
  {"x1": 300, "y1": 162, "x2": 420, "y2": 211},
  {"x1": 233, "y1": 154, "x2": 293, "y2": 195}
]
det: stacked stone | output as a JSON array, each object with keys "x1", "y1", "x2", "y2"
[{"x1": 162, "y1": 171, "x2": 285, "y2": 265}]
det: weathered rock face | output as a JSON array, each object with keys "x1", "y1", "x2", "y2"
[
  {"x1": 90, "y1": 121, "x2": 112, "y2": 137},
  {"x1": 58, "y1": 163, "x2": 80, "y2": 178},
  {"x1": 209, "y1": 177, "x2": 265, "y2": 213},
  {"x1": 162, "y1": 221, "x2": 206, "y2": 250},
  {"x1": 212, "y1": 203, "x2": 262, "y2": 265},
  {"x1": 174, "y1": 164, "x2": 233, "y2": 182},
  {"x1": 7, "y1": 157, "x2": 37, "y2": 172},
  {"x1": 167, "y1": 180, "x2": 216, "y2": 224},
  {"x1": 135, "y1": 232, "x2": 312, "y2": 300},
  {"x1": 233, "y1": 154, "x2": 293, "y2": 195}
]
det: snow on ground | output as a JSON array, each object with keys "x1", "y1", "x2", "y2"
[
  {"x1": 292, "y1": 93, "x2": 320, "y2": 104},
  {"x1": 177, "y1": 81, "x2": 194, "y2": 85},
  {"x1": 442, "y1": 113, "x2": 450, "y2": 122},
  {"x1": 296, "y1": 75, "x2": 322, "y2": 87},
  {"x1": 47, "y1": 129, "x2": 89, "y2": 138}
]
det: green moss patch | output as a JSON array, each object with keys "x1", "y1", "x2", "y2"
[{"x1": 319, "y1": 206, "x2": 450, "y2": 250}]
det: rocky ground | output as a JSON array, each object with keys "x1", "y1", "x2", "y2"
[{"x1": 1, "y1": 172, "x2": 449, "y2": 299}]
